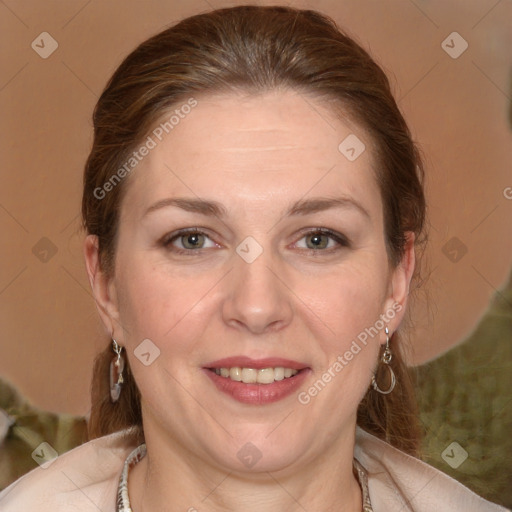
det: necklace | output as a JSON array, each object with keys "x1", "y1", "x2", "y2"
[
  {"x1": 116, "y1": 444, "x2": 146, "y2": 512},
  {"x1": 116, "y1": 444, "x2": 374, "y2": 512}
]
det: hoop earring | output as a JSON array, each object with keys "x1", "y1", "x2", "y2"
[
  {"x1": 371, "y1": 326, "x2": 396, "y2": 395},
  {"x1": 110, "y1": 338, "x2": 125, "y2": 403}
]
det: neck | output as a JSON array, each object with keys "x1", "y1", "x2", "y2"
[{"x1": 128, "y1": 421, "x2": 363, "y2": 512}]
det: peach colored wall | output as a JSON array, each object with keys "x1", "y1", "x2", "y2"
[{"x1": 1, "y1": 0, "x2": 511, "y2": 415}]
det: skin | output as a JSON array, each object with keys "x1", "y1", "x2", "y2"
[{"x1": 84, "y1": 89, "x2": 415, "y2": 512}]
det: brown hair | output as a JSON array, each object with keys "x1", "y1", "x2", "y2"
[{"x1": 82, "y1": 5, "x2": 427, "y2": 455}]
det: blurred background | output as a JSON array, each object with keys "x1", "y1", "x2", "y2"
[{"x1": 0, "y1": 0, "x2": 511, "y2": 507}]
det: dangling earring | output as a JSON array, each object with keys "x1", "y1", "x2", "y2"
[
  {"x1": 110, "y1": 337, "x2": 125, "y2": 403},
  {"x1": 371, "y1": 326, "x2": 396, "y2": 395}
]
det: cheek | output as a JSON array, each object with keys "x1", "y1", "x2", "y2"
[
  {"x1": 114, "y1": 254, "x2": 222, "y2": 348},
  {"x1": 295, "y1": 256, "x2": 390, "y2": 342},
  {"x1": 295, "y1": 264, "x2": 388, "y2": 407}
]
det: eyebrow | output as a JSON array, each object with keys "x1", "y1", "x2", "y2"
[{"x1": 142, "y1": 195, "x2": 370, "y2": 220}]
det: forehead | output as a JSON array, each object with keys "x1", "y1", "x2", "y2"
[{"x1": 120, "y1": 89, "x2": 381, "y2": 219}]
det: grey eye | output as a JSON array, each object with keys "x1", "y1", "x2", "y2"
[
  {"x1": 180, "y1": 233, "x2": 207, "y2": 249},
  {"x1": 305, "y1": 233, "x2": 330, "y2": 249}
]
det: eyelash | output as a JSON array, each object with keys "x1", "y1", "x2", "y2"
[{"x1": 160, "y1": 227, "x2": 350, "y2": 255}]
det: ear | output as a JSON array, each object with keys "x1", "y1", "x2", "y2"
[
  {"x1": 83, "y1": 234, "x2": 121, "y2": 337},
  {"x1": 382, "y1": 231, "x2": 416, "y2": 334}
]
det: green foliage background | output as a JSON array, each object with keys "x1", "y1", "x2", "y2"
[{"x1": 416, "y1": 270, "x2": 512, "y2": 508}]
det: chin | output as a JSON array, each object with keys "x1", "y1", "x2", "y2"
[{"x1": 214, "y1": 428, "x2": 310, "y2": 474}]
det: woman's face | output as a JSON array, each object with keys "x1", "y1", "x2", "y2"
[{"x1": 86, "y1": 89, "x2": 414, "y2": 473}]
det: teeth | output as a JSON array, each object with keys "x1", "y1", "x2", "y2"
[
  {"x1": 229, "y1": 367, "x2": 242, "y2": 381},
  {"x1": 241, "y1": 368, "x2": 257, "y2": 383},
  {"x1": 274, "y1": 367, "x2": 285, "y2": 381},
  {"x1": 257, "y1": 368, "x2": 274, "y2": 384},
  {"x1": 213, "y1": 367, "x2": 299, "y2": 384}
]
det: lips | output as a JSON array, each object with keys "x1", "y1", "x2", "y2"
[{"x1": 203, "y1": 356, "x2": 311, "y2": 405}]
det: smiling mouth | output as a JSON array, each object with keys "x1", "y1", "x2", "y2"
[{"x1": 207, "y1": 367, "x2": 303, "y2": 384}]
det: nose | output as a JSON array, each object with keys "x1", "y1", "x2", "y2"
[{"x1": 221, "y1": 246, "x2": 294, "y2": 335}]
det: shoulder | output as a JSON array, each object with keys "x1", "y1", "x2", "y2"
[
  {"x1": 0, "y1": 429, "x2": 137, "y2": 512},
  {"x1": 354, "y1": 427, "x2": 509, "y2": 512}
]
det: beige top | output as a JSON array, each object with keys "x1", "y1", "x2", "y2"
[{"x1": 0, "y1": 427, "x2": 508, "y2": 511}]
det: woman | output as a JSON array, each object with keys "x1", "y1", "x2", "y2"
[{"x1": 0, "y1": 5, "x2": 507, "y2": 511}]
